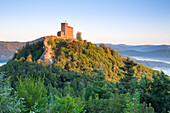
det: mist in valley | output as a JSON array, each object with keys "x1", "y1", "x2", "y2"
[{"x1": 132, "y1": 56, "x2": 170, "y2": 76}]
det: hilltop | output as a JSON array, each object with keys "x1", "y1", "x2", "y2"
[{"x1": 5, "y1": 36, "x2": 158, "y2": 82}]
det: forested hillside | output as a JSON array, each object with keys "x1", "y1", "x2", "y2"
[
  {"x1": 12, "y1": 37, "x2": 158, "y2": 82},
  {"x1": 0, "y1": 37, "x2": 169, "y2": 113},
  {"x1": 0, "y1": 38, "x2": 44, "y2": 62}
]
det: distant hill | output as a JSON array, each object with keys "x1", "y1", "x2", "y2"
[
  {"x1": 120, "y1": 54, "x2": 170, "y2": 68},
  {"x1": 98, "y1": 43, "x2": 170, "y2": 62},
  {"x1": 96, "y1": 43, "x2": 170, "y2": 69},
  {"x1": 102, "y1": 43, "x2": 170, "y2": 52},
  {"x1": 0, "y1": 37, "x2": 44, "y2": 62},
  {"x1": 0, "y1": 41, "x2": 25, "y2": 62},
  {"x1": 117, "y1": 49, "x2": 170, "y2": 62}
]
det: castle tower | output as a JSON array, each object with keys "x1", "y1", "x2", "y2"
[
  {"x1": 57, "y1": 23, "x2": 73, "y2": 39},
  {"x1": 61, "y1": 23, "x2": 68, "y2": 37}
]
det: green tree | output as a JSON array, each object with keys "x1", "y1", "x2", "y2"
[
  {"x1": 84, "y1": 94, "x2": 125, "y2": 113},
  {"x1": 148, "y1": 72, "x2": 170, "y2": 113},
  {"x1": 85, "y1": 69, "x2": 112, "y2": 100},
  {"x1": 124, "y1": 90, "x2": 154, "y2": 113},
  {"x1": 0, "y1": 74, "x2": 24, "y2": 112},
  {"x1": 99, "y1": 43, "x2": 106, "y2": 48},
  {"x1": 16, "y1": 76, "x2": 48, "y2": 112},
  {"x1": 138, "y1": 74, "x2": 151, "y2": 105},
  {"x1": 48, "y1": 94, "x2": 85, "y2": 113},
  {"x1": 118, "y1": 58, "x2": 137, "y2": 94},
  {"x1": 76, "y1": 31, "x2": 82, "y2": 41}
]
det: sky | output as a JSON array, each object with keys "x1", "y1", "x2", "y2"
[{"x1": 0, "y1": 0, "x2": 170, "y2": 45}]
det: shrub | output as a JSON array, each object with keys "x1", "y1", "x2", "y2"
[
  {"x1": 48, "y1": 94, "x2": 85, "y2": 113},
  {"x1": 16, "y1": 76, "x2": 47, "y2": 112},
  {"x1": 84, "y1": 94, "x2": 125, "y2": 113},
  {"x1": 0, "y1": 74, "x2": 24, "y2": 112},
  {"x1": 124, "y1": 90, "x2": 154, "y2": 113}
]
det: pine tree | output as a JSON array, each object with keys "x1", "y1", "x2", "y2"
[
  {"x1": 148, "y1": 72, "x2": 170, "y2": 113},
  {"x1": 85, "y1": 69, "x2": 112, "y2": 100},
  {"x1": 118, "y1": 58, "x2": 137, "y2": 94},
  {"x1": 138, "y1": 74, "x2": 151, "y2": 104}
]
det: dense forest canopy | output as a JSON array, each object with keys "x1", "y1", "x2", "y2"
[
  {"x1": 12, "y1": 37, "x2": 159, "y2": 82},
  {"x1": 0, "y1": 37, "x2": 169, "y2": 113}
]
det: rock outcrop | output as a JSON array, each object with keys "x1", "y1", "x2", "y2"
[
  {"x1": 39, "y1": 35, "x2": 88, "y2": 65},
  {"x1": 39, "y1": 37, "x2": 54, "y2": 65}
]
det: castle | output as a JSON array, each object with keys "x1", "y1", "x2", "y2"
[
  {"x1": 57, "y1": 23, "x2": 73, "y2": 39},
  {"x1": 40, "y1": 22, "x2": 87, "y2": 65}
]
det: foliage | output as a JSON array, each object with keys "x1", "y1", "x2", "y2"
[
  {"x1": 1, "y1": 38, "x2": 168, "y2": 112},
  {"x1": 137, "y1": 72, "x2": 170, "y2": 113},
  {"x1": 48, "y1": 94, "x2": 85, "y2": 113},
  {"x1": 118, "y1": 58, "x2": 138, "y2": 94},
  {"x1": 8, "y1": 38, "x2": 158, "y2": 83},
  {"x1": 84, "y1": 92, "x2": 154, "y2": 113},
  {"x1": 26, "y1": 54, "x2": 33, "y2": 62},
  {"x1": 99, "y1": 43, "x2": 106, "y2": 48},
  {"x1": 85, "y1": 69, "x2": 112, "y2": 100},
  {"x1": 16, "y1": 76, "x2": 48, "y2": 112},
  {"x1": 84, "y1": 94, "x2": 125, "y2": 113},
  {"x1": 0, "y1": 60, "x2": 93, "y2": 98},
  {"x1": 50, "y1": 38, "x2": 157, "y2": 82},
  {"x1": 124, "y1": 90, "x2": 139, "y2": 112},
  {"x1": 148, "y1": 72, "x2": 170, "y2": 113},
  {"x1": 0, "y1": 74, "x2": 24, "y2": 113},
  {"x1": 124, "y1": 90, "x2": 154, "y2": 113},
  {"x1": 138, "y1": 74, "x2": 151, "y2": 104},
  {"x1": 76, "y1": 31, "x2": 82, "y2": 41},
  {"x1": 13, "y1": 41, "x2": 44, "y2": 61}
]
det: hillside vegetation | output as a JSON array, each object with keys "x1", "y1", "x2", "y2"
[
  {"x1": 10, "y1": 37, "x2": 159, "y2": 82},
  {"x1": 0, "y1": 37, "x2": 169, "y2": 113},
  {"x1": 0, "y1": 38, "x2": 44, "y2": 62},
  {"x1": 47, "y1": 37, "x2": 158, "y2": 82}
]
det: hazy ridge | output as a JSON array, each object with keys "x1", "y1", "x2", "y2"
[{"x1": 0, "y1": 37, "x2": 44, "y2": 62}]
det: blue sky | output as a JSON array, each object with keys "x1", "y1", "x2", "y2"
[{"x1": 0, "y1": 0, "x2": 170, "y2": 45}]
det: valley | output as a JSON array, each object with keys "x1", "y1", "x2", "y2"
[{"x1": 103, "y1": 43, "x2": 170, "y2": 76}]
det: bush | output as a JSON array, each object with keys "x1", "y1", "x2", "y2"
[
  {"x1": 0, "y1": 74, "x2": 24, "y2": 112},
  {"x1": 16, "y1": 76, "x2": 47, "y2": 112},
  {"x1": 47, "y1": 94, "x2": 86, "y2": 113},
  {"x1": 84, "y1": 94, "x2": 125, "y2": 113},
  {"x1": 124, "y1": 90, "x2": 154, "y2": 113}
]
